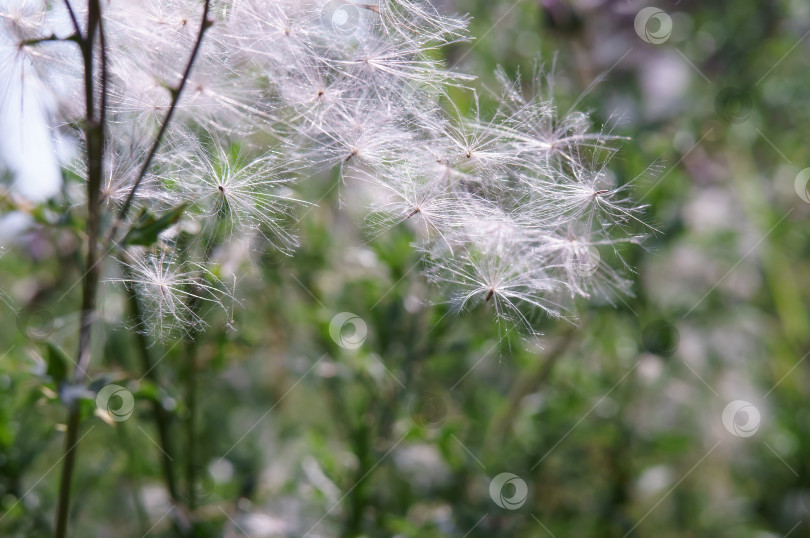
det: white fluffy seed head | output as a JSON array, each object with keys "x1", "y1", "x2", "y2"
[
  {"x1": 9, "y1": 0, "x2": 649, "y2": 338},
  {"x1": 111, "y1": 249, "x2": 236, "y2": 338}
]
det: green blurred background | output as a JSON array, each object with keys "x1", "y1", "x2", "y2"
[{"x1": 2, "y1": 0, "x2": 810, "y2": 536}]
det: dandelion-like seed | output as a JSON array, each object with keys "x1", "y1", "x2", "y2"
[
  {"x1": 7, "y1": 3, "x2": 658, "y2": 535},
  {"x1": 363, "y1": 167, "x2": 465, "y2": 245},
  {"x1": 175, "y1": 137, "x2": 306, "y2": 254},
  {"x1": 112, "y1": 250, "x2": 235, "y2": 338},
  {"x1": 427, "y1": 238, "x2": 566, "y2": 336},
  {"x1": 10, "y1": 0, "x2": 649, "y2": 340}
]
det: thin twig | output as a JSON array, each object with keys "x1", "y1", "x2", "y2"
[
  {"x1": 19, "y1": 33, "x2": 81, "y2": 47},
  {"x1": 61, "y1": 0, "x2": 83, "y2": 41},
  {"x1": 110, "y1": 0, "x2": 212, "y2": 244},
  {"x1": 483, "y1": 325, "x2": 575, "y2": 453},
  {"x1": 184, "y1": 334, "x2": 200, "y2": 513},
  {"x1": 54, "y1": 0, "x2": 103, "y2": 534}
]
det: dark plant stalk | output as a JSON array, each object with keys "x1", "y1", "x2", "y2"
[
  {"x1": 184, "y1": 334, "x2": 201, "y2": 512},
  {"x1": 55, "y1": 1, "x2": 211, "y2": 535},
  {"x1": 124, "y1": 279, "x2": 178, "y2": 497},
  {"x1": 52, "y1": 411, "x2": 86, "y2": 538},
  {"x1": 125, "y1": 275, "x2": 193, "y2": 536},
  {"x1": 54, "y1": 1, "x2": 105, "y2": 534},
  {"x1": 110, "y1": 0, "x2": 212, "y2": 244},
  {"x1": 180, "y1": 233, "x2": 219, "y2": 516}
]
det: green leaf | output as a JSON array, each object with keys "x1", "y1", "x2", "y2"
[
  {"x1": 134, "y1": 380, "x2": 159, "y2": 402},
  {"x1": 78, "y1": 396, "x2": 98, "y2": 421},
  {"x1": 44, "y1": 342, "x2": 71, "y2": 383},
  {"x1": 123, "y1": 204, "x2": 187, "y2": 247}
]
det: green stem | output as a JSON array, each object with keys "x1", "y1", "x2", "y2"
[
  {"x1": 484, "y1": 324, "x2": 574, "y2": 452},
  {"x1": 115, "y1": 424, "x2": 150, "y2": 535},
  {"x1": 124, "y1": 277, "x2": 182, "y2": 505},
  {"x1": 179, "y1": 229, "x2": 219, "y2": 516},
  {"x1": 54, "y1": 409, "x2": 83, "y2": 538},
  {"x1": 184, "y1": 335, "x2": 200, "y2": 512},
  {"x1": 111, "y1": 0, "x2": 212, "y2": 243}
]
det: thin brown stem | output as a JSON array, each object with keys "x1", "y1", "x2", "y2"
[
  {"x1": 55, "y1": 3, "x2": 210, "y2": 530},
  {"x1": 54, "y1": 1, "x2": 104, "y2": 535},
  {"x1": 74, "y1": 0, "x2": 104, "y2": 385},
  {"x1": 53, "y1": 409, "x2": 82, "y2": 538},
  {"x1": 55, "y1": 2, "x2": 210, "y2": 534},
  {"x1": 110, "y1": 0, "x2": 212, "y2": 243},
  {"x1": 61, "y1": 0, "x2": 83, "y2": 41}
]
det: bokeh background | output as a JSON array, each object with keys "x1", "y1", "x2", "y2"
[{"x1": 2, "y1": 0, "x2": 810, "y2": 536}]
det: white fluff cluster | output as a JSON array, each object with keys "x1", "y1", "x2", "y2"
[{"x1": 2, "y1": 0, "x2": 648, "y2": 337}]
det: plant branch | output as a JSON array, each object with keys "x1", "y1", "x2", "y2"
[
  {"x1": 184, "y1": 334, "x2": 201, "y2": 512},
  {"x1": 180, "y1": 236, "x2": 218, "y2": 517},
  {"x1": 54, "y1": 1, "x2": 105, "y2": 535},
  {"x1": 125, "y1": 275, "x2": 193, "y2": 536},
  {"x1": 61, "y1": 0, "x2": 83, "y2": 41},
  {"x1": 110, "y1": 0, "x2": 212, "y2": 243},
  {"x1": 53, "y1": 408, "x2": 82, "y2": 538},
  {"x1": 19, "y1": 33, "x2": 81, "y2": 47},
  {"x1": 483, "y1": 325, "x2": 575, "y2": 454},
  {"x1": 55, "y1": 1, "x2": 210, "y2": 528}
]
